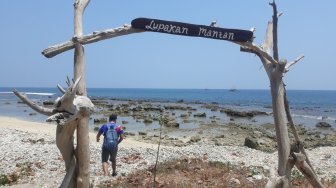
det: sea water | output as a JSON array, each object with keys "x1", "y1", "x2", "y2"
[{"x1": 0, "y1": 87, "x2": 335, "y2": 131}]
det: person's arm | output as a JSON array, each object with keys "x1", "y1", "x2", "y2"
[
  {"x1": 96, "y1": 132, "x2": 102, "y2": 142},
  {"x1": 116, "y1": 125, "x2": 124, "y2": 144},
  {"x1": 118, "y1": 134, "x2": 124, "y2": 144}
]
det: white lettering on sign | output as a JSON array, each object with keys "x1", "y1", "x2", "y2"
[
  {"x1": 198, "y1": 27, "x2": 234, "y2": 40},
  {"x1": 146, "y1": 20, "x2": 189, "y2": 35}
]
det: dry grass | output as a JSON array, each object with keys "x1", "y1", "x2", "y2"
[
  {"x1": 98, "y1": 157, "x2": 336, "y2": 188},
  {"x1": 98, "y1": 158, "x2": 267, "y2": 188}
]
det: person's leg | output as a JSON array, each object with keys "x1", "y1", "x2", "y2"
[
  {"x1": 112, "y1": 161, "x2": 116, "y2": 175},
  {"x1": 101, "y1": 147, "x2": 109, "y2": 176},
  {"x1": 110, "y1": 147, "x2": 118, "y2": 176},
  {"x1": 102, "y1": 162, "x2": 109, "y2": 176}
]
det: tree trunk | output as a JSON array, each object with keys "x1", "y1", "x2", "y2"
[
  {"x1": 57, "y1": 122, "x2": 77, "y2": 188},
  {"x1": 73, "y1": 0, "x2": 90, "y2": 187},
  {"x1": 269, "y1": 73, "x2": 291, "y2": 185}
]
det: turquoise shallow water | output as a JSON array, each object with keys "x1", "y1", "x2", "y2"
[{"x1": 0, "y1": 87, "x2": 335, "y2": 131}]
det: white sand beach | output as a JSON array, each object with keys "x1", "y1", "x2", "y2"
[{"x1": 0, "y1": 116, "x2": 335, "y2": 187}]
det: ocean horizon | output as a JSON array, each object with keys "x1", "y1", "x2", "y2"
[{"x1": 0, "y1": 87, "x2": 335, "y2": 130}]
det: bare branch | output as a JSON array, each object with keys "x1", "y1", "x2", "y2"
[
  {"x1": 238, "y1": 42, "x2": 277, "y2": 65},
  {"x1": 55, "y1": 76, "x2": 82, "y2": 114},
  {"x1": 42, "y1": 25, "x2": 144, "y2": 58},
  {"x1": 293, "y1": 153, "x2": 325, "y2": 188},
  {"x1": 278, "y1": 12, "x2": 283, "y2": 18},
  {"x1": 269, "y1": 0, "x2": 279, "y2": 61},
  {"x1": 57, "y1": 84, "x2": 66, "y2": 94},
  {"x1": 13, "y1": 89, "x2": 54, "y2": 116},
  {"x1": 285, "y1": 55, "x2": 304, "y2": 72},
  {"x1": 66, "y1": 76, "x2": 71, "y2": 87},
  {"x1": 262, "y1": 21, "x2": 273, "y2": 55},
  {"x1": 284, "y1": 86, "x2": 316, "y2": 174}
]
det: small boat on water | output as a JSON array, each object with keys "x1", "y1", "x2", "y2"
[{"x1": 229, "y1": 87, "x2": 238, "y2": 92}]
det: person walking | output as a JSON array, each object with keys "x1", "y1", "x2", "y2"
[{"x1": 96, "y1": 114, "x2": 124, "y2": 176}]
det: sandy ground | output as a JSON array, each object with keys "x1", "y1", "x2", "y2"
[{"x1": 0, "y1": 116, "x2": 157, "y2": 149}]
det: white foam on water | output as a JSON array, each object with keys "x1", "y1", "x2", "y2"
[
  {"x1": 0, "y1": 91, "x2": 55, "y2": 96},
  {"x1": 293, "y1": 114, "x2": 336, "y2": 121}
]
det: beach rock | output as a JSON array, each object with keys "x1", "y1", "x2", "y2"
[
  {"x1": 166, "y1": 121, "x2": 179, "y2": 128},
  {"x1": 131, "y1": 106, "x2": 143, "y2": 112},
  {"x1": 193, "y1": 113, "x2": 206, "y2": 118},
  {"x1": 91, "y1": 99, "x2": 109, "y2": 105},
  {"x1": 164, "y1": 105, "x2": 188, "y2": 111},
  {"x1": 29, "y1": 112, "x2": 37, "y2": 116},
  {"x1": 252, "y1": 131, "x2": 263, "y2": 138},
  {"x1": 180, "y1": 113, "x2": 189, "y2": 118},
  {"x1": 264, "y1": 131, "x2": 276, "y2": 140},
  {"x1": 230, "y1": 178, "x2": 241, "y2": 185},
  {"x1": 162, "y1": 115, "x2": 174, "y2": 124},
  {"x1": 244, "y1": 137, "x2": 259, "y2": 149},
  {"x1": 322, "y1": 116, "x2": 328, "y2": 120},
  {"x1": 143, "y1": 106, "x2": 162, "y2": 112},
  {"x1": 316, "y1": 122, "x2": 332, "y2": 128},
  {"x1": 143, "y1": 118, "x2": 153, "y2": 124},
  {"x1": 124, "y1": 132, "x2": 135, "y2": 136},
  {"x1": 93, "y1": 127, "x2": 99, "y2": 132},
  {"x1": 220, "y1": 108, "x2": 268, "y2": 118},
  {"x1": 43, "y1": 100, "x2": 54, "y2": 106},
  {"x1": 138, "y1": 131, "x2": 147, "y2": 136},
  {"x1": 121, "y1": 120, "x2": 129, "y2": 124},
  {"x1": 211, "y1": 108, "x2": 218, "y2": 111},
  {"x1": 177, "y1": 99, "x2": 184, "y2": 103},
  {"x1": 94, "y1": 118, "x2": 107, "y2": 124},
  {"x1": 182, "y1": 119, "x2": 192, "y2": 123},
  {"x1": 190, "y1": 135, "x2": 201, "y2": 142},
  {"x1": 215, "y1": 134, "x2": 225, "y2": 138}
]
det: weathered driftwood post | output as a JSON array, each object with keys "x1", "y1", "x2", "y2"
[
  {"x1": 73, "y1": 0, "x2": 91, "y2": 187},
  {"x1": 14, "y1": 0, "x2": 93, "y2": 187},
  {"x1": 240, "y1": 1, "x2": 324, "y2": 187}
]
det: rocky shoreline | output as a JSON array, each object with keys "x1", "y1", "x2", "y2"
[
  {"x1": 89, "y1": 98, "x2": 336, "y2": 153},
  {"x1": 1, "y1": 125, "x2": 336, "y2": 187}
]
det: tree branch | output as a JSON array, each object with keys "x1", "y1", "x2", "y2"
[
  {"x1": 57, "y1": 84, "x2": 66, "y2": 94},
  {"x1": 42, "y1": 25, "x2": 144, "y2": 58},
  {"x1": 269, "y1": 0, "x2": 279, "y2": 61},
  {"x1": 13, "y1": 89, "x2": 54, "y2": 116},
  {"x1": 285, "y1": 55, "x2": 304, "y2": 72},
  {"x1": 284, "y1": 87, "x2": 315, "y2": 174},
  {"x1": 240, "y1": 45, "x2": 273, "y2": 79},
  {"x1": 237, "y1": 42, "x2": 278, "y2": 65},
  {"x1": 262, "y1": 21, "x2": 273, "y2": 55},
  {"x1": 293, "y1": 153, "x2": 325, "y2": 188}
]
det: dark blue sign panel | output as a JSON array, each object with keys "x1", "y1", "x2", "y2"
[{"x1": 131, "y1": 18, "x2": 253, "y2": 42}]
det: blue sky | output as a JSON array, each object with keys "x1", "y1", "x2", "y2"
[{"x1": 0, "y1": 1, "x2": 335, "y2": 90}]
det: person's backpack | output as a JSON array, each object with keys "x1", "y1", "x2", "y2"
[{"x1": 103, "y1": 123, "x2": 119, "y2": 150}]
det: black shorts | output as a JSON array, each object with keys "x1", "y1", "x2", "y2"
[{"x1": 102, "y1": 146, "x2": 118, "y2": 163}]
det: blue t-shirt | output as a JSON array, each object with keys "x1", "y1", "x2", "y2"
[{"x1": 99, "y1": 122, "x2": 124, "y2": 136}]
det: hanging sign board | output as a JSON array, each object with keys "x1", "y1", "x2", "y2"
[{"x1": 131, "y1": 18, "x2": 253, "y2": 42}]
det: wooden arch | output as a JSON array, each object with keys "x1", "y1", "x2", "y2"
[{"x1": 14, "y1": 1, "x2": 324, "y2": 188}]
